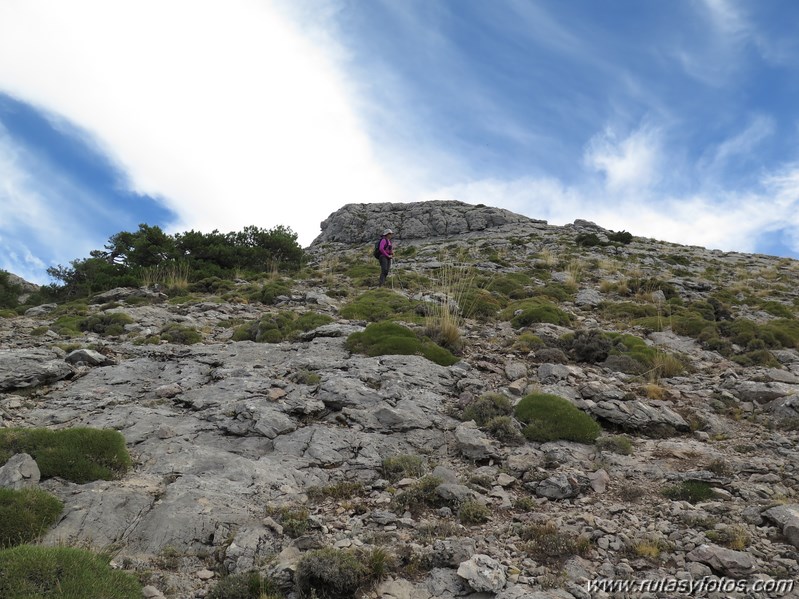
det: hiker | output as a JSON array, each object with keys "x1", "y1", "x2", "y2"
[{"x1": 377, "y1": 229, "x2": 394, "y2": 286}]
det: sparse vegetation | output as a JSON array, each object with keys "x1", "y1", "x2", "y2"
[
  {"x1": 662, "y1": 481, "x2": 717, "y2": 503},
  {"x1": 382, "y1": 454, "x2": 426, "y2": 482}
]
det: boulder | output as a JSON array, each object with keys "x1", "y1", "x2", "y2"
[
  {"x1": 457, "y1": 553, "x2": 507, "y2": 593},
  {"x1": 0, "y1": 348, "x2": 73, "y2": 391},
  {"x1": 686, "y1": 544, "x2": 756, "y2": 577},
  {"x1": 763, "y1": 504, "x2": 799, "y2": 549},
  {"x1": 0, "y1": 453, "x2": 41, "y2": 489}
]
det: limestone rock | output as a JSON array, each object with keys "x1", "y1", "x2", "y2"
[
  {"x1": 0, "y1": 348, "x2": 74, "y2": 391},
  {"x1": 457, "y1": 553, "x2": 507, "y2": 593},
  {"x1": 454, "y1": 421, "x2": 497, "y2": 461},
  {"x1": 764, "y1": 504, "x2": 799, "y2": 549},
  {"x1": 0, "y1": 453, "x2": 41, "y2": 489},
  {"x1": 686, "y1": 543, "x2": 756, "y2": 577}
]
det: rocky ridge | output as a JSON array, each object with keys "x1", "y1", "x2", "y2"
[{"x1": 1, "y1": 201, "x2": 799, "y2": 598}]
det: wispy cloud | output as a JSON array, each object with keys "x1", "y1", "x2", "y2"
[{"x1": 699, "y1": 114, "x2": 774, "y2": 175}]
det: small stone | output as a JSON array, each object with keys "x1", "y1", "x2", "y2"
[{"x1": 196, "y1": 569, "x2": 215, "y2": 580}]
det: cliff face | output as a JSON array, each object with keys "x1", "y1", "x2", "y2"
[{"x1": 2, "y1": 201, "x2": 799, "y2": 599}]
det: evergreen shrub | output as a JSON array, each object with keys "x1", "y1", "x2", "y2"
[
  {"x1": 158, "y1": 323, "x2": 203, "y2": 345},
  {"x1": 0, "y1": 428, "x2": 131, "y2": 484},
  {"x1": 662, "y1": 481, "x2": 717, "y2": 503},
  {"x1": 0, "y1": 488, "x2": 63, "y2": 548},
  {"x1": 501, "y1": 299, "x2": 571, "y2": 328},
  {"x1": 345, "y1": 322, "x2": 458, "y2": 366},
  {"x1": 0, "y1": 545, "x2": 142, "y2": 599},
  {"x1": 515, "y1": 393, "x2": 601, "y2": 444},
  {"x1": 80, "y1": 312, "x2": 134, "y2": 336}
]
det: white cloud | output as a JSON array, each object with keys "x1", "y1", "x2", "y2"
[
  {"x1": 0, "y1": 0, "x2": 406, "y2": 247},
  {"x1": 428, "y1": 156, "x2": 799, "y2": 259},
  {"x1": 583, "y1": 126, "x2": 662, "y2": 192}
]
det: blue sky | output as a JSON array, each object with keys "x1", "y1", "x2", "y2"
[{"x1": 2, "y1": 0, "x2": 799, "y2": 283}]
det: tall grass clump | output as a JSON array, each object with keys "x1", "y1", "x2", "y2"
[
  {"x1": 515, "y1": 393, "x2": 601, "y2": 444},
  {"x1": 207, "y1": 571, "x2": 283, "y2": 599},
  {"x1": 0, "y1": 545, "x2": 142, "y2": 598},
  {"x1": 0, "y1": 488, "x2": 63, "y2": 548},
  {"x1": 422, "y1": 263, "x2": 476, "y2": 353},
  {"x1": 0, "y1": 428, "x2": 132, "y2": 484},
  {"x1": 295, "y1": 548, "x2": 366, "y2": 599},
  {"x1": 139, "y1": 260, "x2": 191, "y2": 291}
]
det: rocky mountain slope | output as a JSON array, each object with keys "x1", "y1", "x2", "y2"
[{"x1": 2, "y1": 201, "x2": 799, "y2": 598}]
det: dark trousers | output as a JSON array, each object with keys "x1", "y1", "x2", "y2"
[{"x1": 378, "y1": 256, "x2": 391, "y2": 286}]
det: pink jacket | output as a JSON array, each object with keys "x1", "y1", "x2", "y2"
[{"x1": 379, "y1": 237, "x2": 393, "y2": 258}]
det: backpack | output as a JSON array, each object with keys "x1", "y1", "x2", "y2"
[{"x1": 373, "y1": 239, "x2": 381, "y2": 259}]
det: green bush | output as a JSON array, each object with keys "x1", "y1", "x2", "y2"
[
  {"x1": 255, "y1": 280, "x2": 292, "y2": 305},
  {"x1": 80, "y1": 312, "x2": 134, "y2": 336},
  {"x1": 462, "y1": 393, "x2": 513, "y2": 426},
  {"x1": 0, "y1": 428, "x2": 132, "y2": 484},
  {"x1": 0, "y1": 488, "x2": 63, "y2": 548},
  {"x1": 158, "y1": 323, "x2": 202, "y2": 345},
  {"x1": 207, "y1": 571, "x2": 282, "y2": 599},
  {"x1": 575, "y1": 233, "x2": 602, "y2": 247},
  {"x1": 0, "y1": 271, "x2": 22, "y2": 309},
  {"x1": 345, "y1": 321, "x2": 458, "y2": 366},
  {"x1": 662, "y1": 481, "x2": 717, "y2": 503},
  {"x1": 515, "y1": 393, "x2": 601, "y2": 444},
  {"x1": 570, "y1": 329, "x2": 612, "y2": 363},
  {"x1": 391, "y1": 476, "x2": 446, "y2": 515},
  {"x1": 0, "y1": 545, "x2": 142, "y2": 598},
  {"x1": 295, "y1": 548, "x2": 366, "y2": 599},
  {"x1": 340, "y1": 289, "x2": 419, "y2": 322},
  {"x1": 501, "y1": 300, "x2": 571, "y2": 328},
  {"x1": 607, "y1": 230, "x2": 633, "y2": 244},
  {"x1": 458, "y1": 499, "x2": 491, "y2": 525},
  {"x1": 460, "y1": 288, "x2": 503, "y2": 321},
  {"x1": 233, "y1": 311, "x2": 334, "y2": 343}
]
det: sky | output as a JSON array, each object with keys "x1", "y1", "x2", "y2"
[{"x1": 2, "y1": 0, "x2": 799, "y2": 284}]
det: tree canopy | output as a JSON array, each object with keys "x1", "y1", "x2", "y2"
[{"x1": 46, "y1": 224, "x2": 304, "y2": 299}]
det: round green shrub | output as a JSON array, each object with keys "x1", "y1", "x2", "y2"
[
  {"x1": 345, "y1": 322, "x2": 458, "y2": 366},
  {"x1": 0, "y1": 545, "x2": 142, "y2": 598},
  {"x1": 502, "y1": 300, "x2": 571, "y2": 328},
  {"x1": 256, "y1": 280, "x2": 292, "y2": 304},
  {"x1": 458, "y1": 499, "x2": 491, "y2": 525},
  {"x1": 295, "y1": 548, "x2": 366, "y2": 599},
  {"x1": 80, "y1": 312, "x2": 134, "y2": 336},
  {"x1": 571, "y1": 329, "x2": 612, "y2": 363},
  {"x1": 515, "y1": 393, "x2": 601, "y2": 444},
  {"x1": 0, "y1": 428, "x2": 132, "y2": 484},
  {"x1": 159, "y1": 323, "x2": 202, "y2": 345},
  {"x1": 662, "y1": 481, "x2": 717, "y2": 503},
  {"x1": 0, "y1": 488, "x2": 63, "y2": 548}
]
